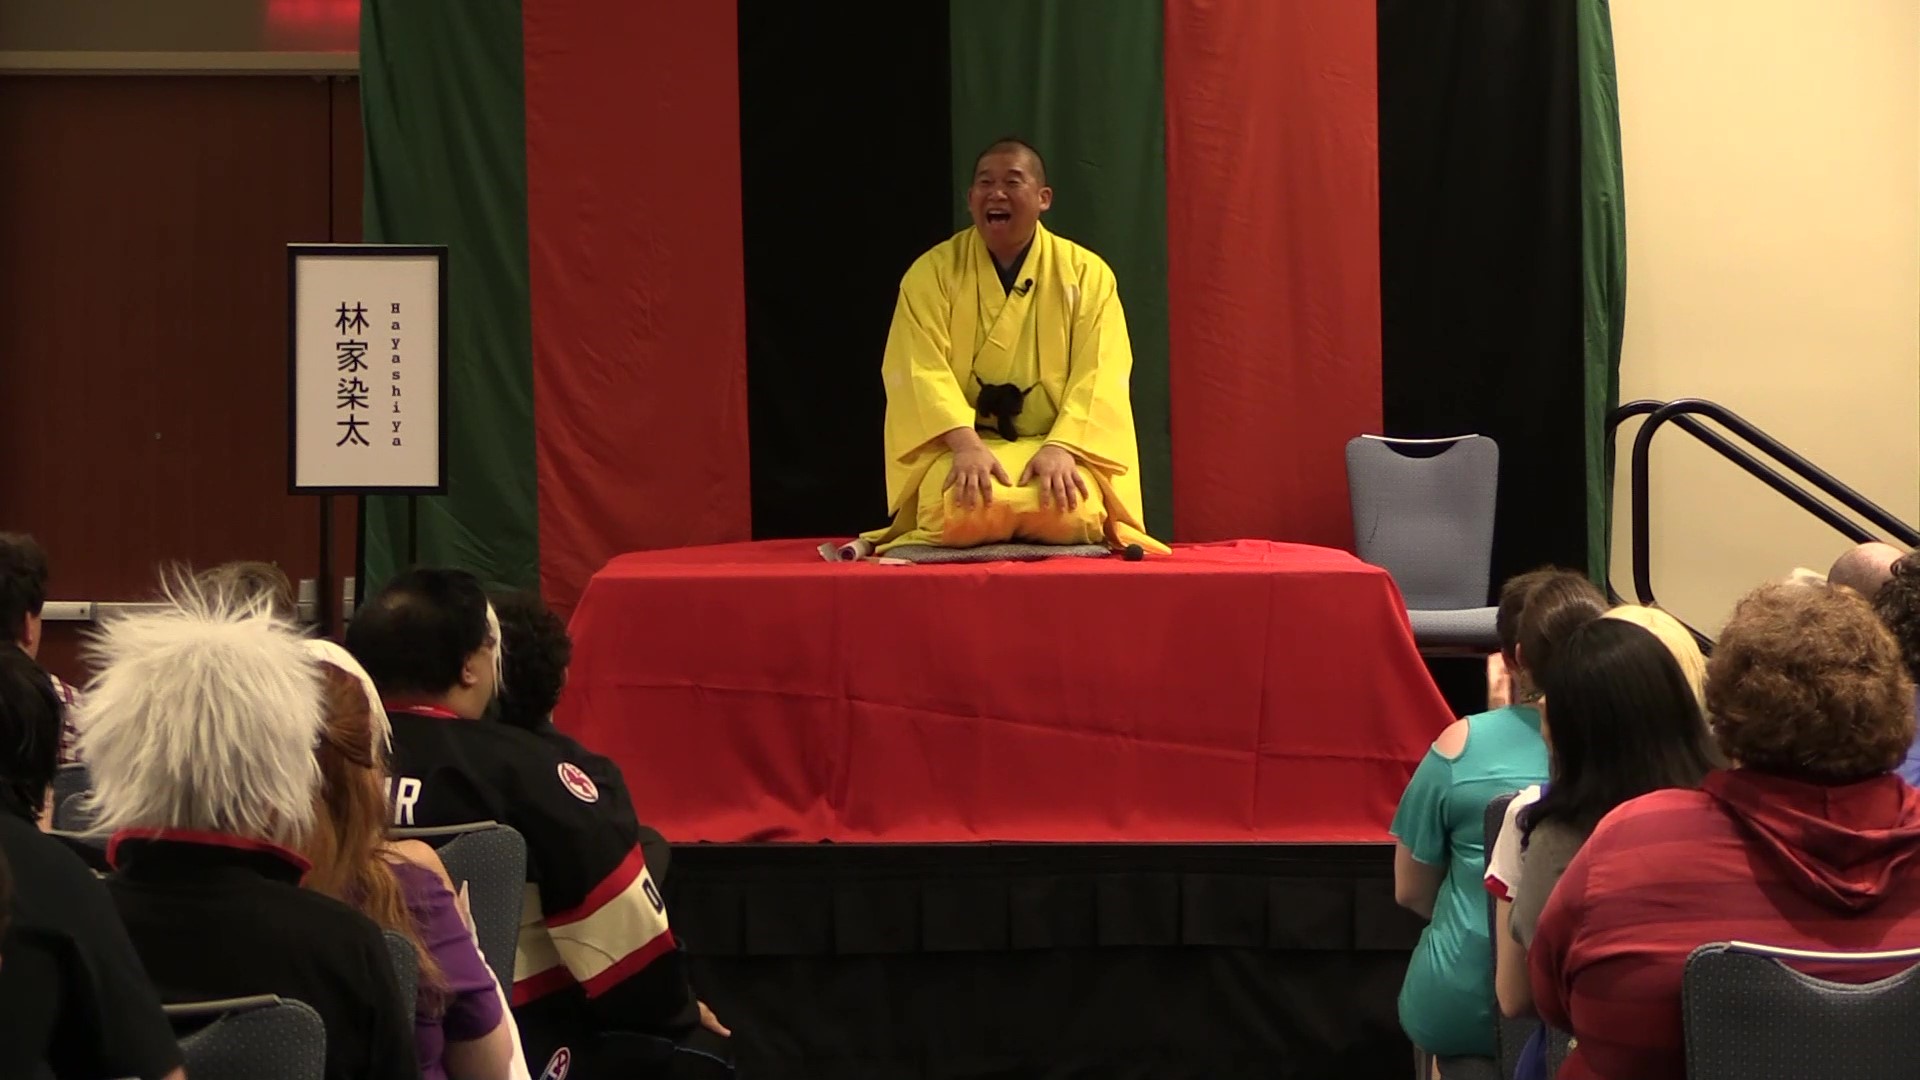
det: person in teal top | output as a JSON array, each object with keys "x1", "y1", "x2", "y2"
[{"x1": 1391, "y1": 569, "x2": 1605, "y2": 1062}]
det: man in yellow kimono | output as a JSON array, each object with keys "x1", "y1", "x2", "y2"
[{"x1": 861, "y1": 138, "x2": 1168, "y2": 555}]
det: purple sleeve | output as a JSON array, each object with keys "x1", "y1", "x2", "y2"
[{"x1": 399, "y1": 861, "x2": 506, "y2": 1041}]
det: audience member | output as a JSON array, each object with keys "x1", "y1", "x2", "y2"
[
  {"x1": 1490, "y1": 613, "x2": 1720, "y2": 1023},
  {"x1": 1828, "y1": 541, "x2": 1904, "y2": 599},
  {"x1": 1871, "y1": 553, "x2": 1920, "y2": 785},
  {"x1": 199, "y1": 559, "x2": 301, "y2": 623},
  {"x1": 489, "y1": 589, "x2": 675, "y2": 883},
  {"x1": 1485, "y1": 604, "x2": 1708, "y2": 912},
  {"x1": 347, "y1": 569, "x2": 726, "y2": 1080},
  {"x1": 1531, "y1": 582, "x2": 1920, "y2": 1080},
  {"x1": 1391, "y1": 568, "x2": 1605, "y2": 1062},
  {"x1": 80, "y1": 576, "x2": 419, "y2": 1080},
  {"x1": 0, "y1": 645, "x2": 183, "y2": 1080},
  {"x1": 0, "y1": 532, "x2": 82, "y2": 761},
  {"x1": 304, "y1": 639, "x2": 515, "y2": 1080}
]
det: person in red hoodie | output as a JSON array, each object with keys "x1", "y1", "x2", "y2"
[{"x1": 1530, "y1": 580, "x2": 1920, "y2": 1080}]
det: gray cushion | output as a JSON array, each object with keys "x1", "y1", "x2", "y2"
[
  {"x1": 886, "y1": 543, "x2": 1110, "y2": 564},
  {"x1": 1407, "y1": 606, "x2": 1500, "y2": 649}
]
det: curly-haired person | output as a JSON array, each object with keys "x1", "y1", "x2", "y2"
[
  {"x1": 1530, "y1": 582, "x2": 1920, "y2": 1080},
  {"x1": 1871, "y1": 552, "x2": 1920, "y2": 785}
]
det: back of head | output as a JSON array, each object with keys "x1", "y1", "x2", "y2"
[
  {"x1": 0, "y1": 645, "x2": 62, "y2": 821},
  {"x1": 76, "y1": 573, "x2": 324, "y2": 846},
  {"x1": 1531, "y1": 618, "x2": 1719, "y2": 834},
  {"x1": 1828, "y1": 542, "x2": 1904, "y2": 600},
  {"x1": 1602, "y1": 605, "x2": 1706, "y2": 706},
  {"x1": 345, "y1": 568, "x2": 494, "y2": 700},
  {"x1": 491, "y1": 589, "x2": 571, "y2": 732},
  {"x1": 1497, "y1": 568, "x2": 1607, "y2": 693},
  {"x1": 1873, "y1": 553, "x2": 1920, "y2": 683},
  {"x1": 198, "y1": 561, "x2": 300, "y2": 623},
  {"x1": 1710, "y1": 582, "x2": 1914, "y2": 783},
  {"x1": 0, "y1": 533, "x2": 48, "y2": 645}
]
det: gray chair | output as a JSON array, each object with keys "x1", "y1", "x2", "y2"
[
  {"x1": 1481, "y1": 793, "x2": 1576, "y2": 1077},
  {"x1": 52, "y1": 790, "x2": 100, "y2": 836},
  {"x1": 50, "y1": 762, "x2": 89, "y2": 809},
  {"x1": 394, "y1": 820, "x2": 528, "y2": 989},
  {"x1": 166, "y1": 995, "x2": 326, "y2": 1080},
  {"x1": 1683, "y1": 940, "x2": 1920, "y2": 1080},
  {"x1": 1346, "y1": 434, "x2": 1500, "y2": 653},
  {"x1": 383, "y1": 928, "x2": 417, "y2": 1019}
]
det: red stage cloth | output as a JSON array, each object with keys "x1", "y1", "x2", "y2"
[{"x1": 555, "y1": 539, "x2": 1453, "y2": 843}]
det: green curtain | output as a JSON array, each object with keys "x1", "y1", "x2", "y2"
[
  {"x1": 1578, "y1": 0, "x2": 1627, "y2": 584},
  {"x1": 359, "y1": 0, "x2": 537, "y2": 591},
  {"x1": 949, "y1": 0, "x2": 1174, "y2": 541}
]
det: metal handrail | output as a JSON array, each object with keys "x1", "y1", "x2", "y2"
[{"x1": 1608, "y1": 398, "x2": 1920, "y2": 627}]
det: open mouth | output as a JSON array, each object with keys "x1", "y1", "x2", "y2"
[{"x1": 985, "y1": 209, "x2": 1011, "y2": 225}]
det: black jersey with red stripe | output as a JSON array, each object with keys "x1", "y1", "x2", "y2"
[{"x1": 385, "y1": 706, "x2": 699, "y2": 1071}]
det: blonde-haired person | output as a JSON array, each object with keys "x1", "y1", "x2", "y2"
[
  {"x1": 79, "y1": 575, "x2": 419, "y2": 1080},
  {"x1": 304, "y1": 639, "x2": 519, "y2": 1080}
]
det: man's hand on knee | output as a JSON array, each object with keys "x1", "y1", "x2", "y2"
[
  {"x1": 941, "y1": 431, "x2": 1011, "y2": 509},
  {"x1": 1021, "y1": 443, "x2": 1089, "y2": 511}
]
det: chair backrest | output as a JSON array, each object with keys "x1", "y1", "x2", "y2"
[
  {"x1": 1482, "y1": 792, "x2": 1575, "y2": 1078},
  {"x1": 1683, "y1": 940, "x2": 1920, "y2": 1080},
  {"x1": 166, "y1": 995, "x2": 327, "y2": 1080},
  {"x1": 1482, "y1": 792, "x2": 1532, "y2": 1080},
  {"x1": 50, "y1": 762, "x2": 89, "y2": 808},
  {"x1": 383, "y1": 928, "x2": 418, "y2": 1020},
  {"x1": 1345, "y1": 434, "x2": 1499, "y2": 610},
  {"x1": 52, "y1": 790, "x2": 100, "y2": 835},
  {"x1": 395, "y1": 820, "x2": 527, "y2": 989}
]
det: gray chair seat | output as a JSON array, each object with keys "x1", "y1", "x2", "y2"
[{"x1": 1408, "y1": 607, "x2": 1500, "y2": 651}]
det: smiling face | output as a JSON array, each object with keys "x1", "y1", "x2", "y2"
[{"x1": 967, "y1": 146, "x2": 1052, "y2": 258}]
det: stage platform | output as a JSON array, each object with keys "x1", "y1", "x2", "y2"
[{"x1": 557, "y1": 538, "x2": 1454, "y2": 844}]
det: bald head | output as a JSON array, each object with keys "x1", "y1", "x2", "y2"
[
  {"x1": 972, "y1": 137, "x2": 1047, "y2": 188},
  {"x1": 1827, "y1": 542, "x2": 1904, "y2": 600}
]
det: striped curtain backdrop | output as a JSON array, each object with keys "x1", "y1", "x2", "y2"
[{"x1": 357, "y1": 0, "x2": 1625, "y2": 611}]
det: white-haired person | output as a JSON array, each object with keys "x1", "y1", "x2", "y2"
[
  {"x1": 79, "y1": 577, "x2": 419, "y2": 1080},
  {"x1": 302, "y1": 640, "x2": 519, "y2": 1080}
]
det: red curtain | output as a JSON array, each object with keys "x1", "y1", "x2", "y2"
[
  {"x1": 1164, "y1": 0, "x2": 1382, "y2": 548},
  {"x1": 523, "y1": 0, "x2": 751, "y2": 612}
]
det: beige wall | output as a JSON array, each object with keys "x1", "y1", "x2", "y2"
[{"x1": 1608, "y1": 0, "x2": 1920, "y2": 634}]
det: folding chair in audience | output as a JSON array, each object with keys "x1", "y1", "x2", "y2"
[
  {"x1": 394, "y1": 820, "x2": 528, "y2": 988},
  {"x1": 1483, "y1": 793, "x2": 1533, "y2": 1080},
  {"x1": 384, "y1": 928, "x2": 418, "y2": 1019},
  {"x1": 1684, "y1": 940, "x2": 1920, "y2": 1080},
  {"x1": 52, "y1": 790, "x2": 100, "y2": 836},
  {"x1": 166, "y1": 995, "x2": 326, "y2": 1080},
  {"x1": 50, "y1": 762, "x2": 89, "y2": 810}
]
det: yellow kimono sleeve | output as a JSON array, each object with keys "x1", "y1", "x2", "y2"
[
  {"x1": 1043, "y1": 264, "x2": 1169, "y2": 554},
  {"x1": 878, "y1": 263, "x2": 976, "y2": 516}
]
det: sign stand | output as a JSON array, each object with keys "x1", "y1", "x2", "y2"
[{"x1": 288, "y1": 243, "x2": 448, "y2": 637}]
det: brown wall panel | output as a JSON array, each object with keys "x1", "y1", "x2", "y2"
[{"x1": 0, "y1": 74, "x2": 365, "y2": 680}]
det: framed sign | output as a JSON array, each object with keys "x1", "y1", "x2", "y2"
[{"x1": 287, "y1": 243, "x2": 448, "y2": 494}]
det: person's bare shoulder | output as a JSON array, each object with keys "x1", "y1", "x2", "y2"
[
  {"x1": 1432, "y1": 718, "x2": 1471, "y2": 760},
  {"x1": 385, "y1": 838, "x2": 455, "y2": 891}
]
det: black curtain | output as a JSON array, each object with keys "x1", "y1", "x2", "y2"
[
  {"x1": 1377, "y1": 0, "x2": 1588, "y2": 588},
  {"x1": 669, "y1": 843, "x2": 1423, "y2": 1079},
  {"x1": 738, "y1": 3, "x2": 955, "y2": 540}
]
